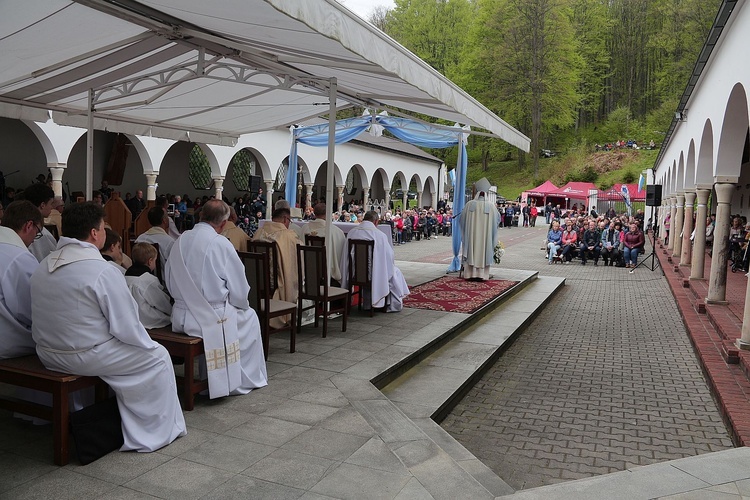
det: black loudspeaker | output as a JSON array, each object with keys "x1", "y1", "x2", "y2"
[
  {"x1": 646, "y1": 185, "x2": 662, "y2": 206},
  {"x1": 249, "y1": 175, "x2": 262, "y2": 194}
]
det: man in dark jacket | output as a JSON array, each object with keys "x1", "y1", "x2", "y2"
[{"x1": 579, "y1": 221, "x2": 601, "y2": 265}]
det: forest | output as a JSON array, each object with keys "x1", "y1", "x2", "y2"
[{"x1": 367, "y1": 0, "x2": 721, "y2": 182}]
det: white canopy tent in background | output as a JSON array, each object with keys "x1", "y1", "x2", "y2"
[{"x1": 0, "y1": 0, "x2": 529, "y2": 263}]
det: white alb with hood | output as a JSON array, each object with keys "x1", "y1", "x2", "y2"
[{"x1": 31, "y1": 237, "x2": 186, "y2": 452}]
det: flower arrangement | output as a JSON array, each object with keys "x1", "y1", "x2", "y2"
[{"x1": 493, "y1": 241, "x2": 505, "y2": 264}]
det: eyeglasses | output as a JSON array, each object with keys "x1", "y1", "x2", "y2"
[{"x1": 32, "y1": 222, "x2": 43, "y2": 239}]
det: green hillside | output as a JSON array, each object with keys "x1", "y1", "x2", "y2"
[{"x1": 465, "y1": 148, "x2": 657, "y2": 201}]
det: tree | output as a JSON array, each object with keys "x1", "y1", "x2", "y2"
[
  {"x1": 482, "y1": 0, "x2": 581, "y2": 178},
  {"x1": 367, "y1": 5, "x2": 392, "y2": 31}
]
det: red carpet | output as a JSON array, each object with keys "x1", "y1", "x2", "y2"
[{"x1": 404, "y1": 276, "x2": 519, "y2": 314}]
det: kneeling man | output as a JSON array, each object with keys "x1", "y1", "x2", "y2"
[
  {"x1": 31, "y1": 202, "x2": 186, "y2": 452},
  {"x1": 166, "y1": 199, "x2": 267, "y2": 397}
]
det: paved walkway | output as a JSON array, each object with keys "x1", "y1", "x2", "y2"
[{"x1": 440, "y1": 228, "x2": 734, "y2": 489}]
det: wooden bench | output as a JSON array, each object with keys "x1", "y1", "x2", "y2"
[
  {"x1": 0, "y1": 355, "x2": 105, "y2": 465},
  {"x1": 147, "y1": 327, "x2": 207, "y2": 411}
]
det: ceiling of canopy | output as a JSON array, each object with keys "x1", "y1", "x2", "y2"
[{"x1": 0, "y1": 0, "x2": 530, "y2": 150}]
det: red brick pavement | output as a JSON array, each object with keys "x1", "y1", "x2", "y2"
[{"x1": 657, "y1": 240, "x2": 750, "y2": 446}]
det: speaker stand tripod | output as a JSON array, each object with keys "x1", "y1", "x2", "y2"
[{"x1": 632, "y1": 230, "x2": 661, "y2": 273}]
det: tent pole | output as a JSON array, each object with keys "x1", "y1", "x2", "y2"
[
  {"x1": 325, "y1": 79, "x2": 337, "y2": 277},
  {"x1": 86, "y1": 88, "x2": 94, "y2": 201}
]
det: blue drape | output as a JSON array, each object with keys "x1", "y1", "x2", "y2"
[
  {"x1": 285, "y1": 115, "x2": 468, "y2": 273},
  {"x1": 447, "y1": 142, "x2": 467, "y2": 272},
  {"x1": 285, "y1": 117, "x2": 371, "y2": 202}
]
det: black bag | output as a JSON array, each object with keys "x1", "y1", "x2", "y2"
[{"x1": 69, "y1": 397, "x2": 124, "y2": 465}]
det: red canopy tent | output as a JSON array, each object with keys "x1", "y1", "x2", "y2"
[
  {"x1": 546, "y1": 181, "x2": 598, "y2": 209},
  {"x1": 521, "y1": 180, "x2": 558, "y2": 207}
]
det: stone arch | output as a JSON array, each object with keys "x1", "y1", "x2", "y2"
[
  {"x1": 696, "y1": 119, "x2": 714, "y2": 187},
  {"x1": 716, "y1": 83, "x2": 749, "y2": 178},
  {"x1": 390, "y1": 171, "x2": 408, "y2": 193},
  {"x1": 344, "y1": 164, "x2": 368, "y2": 201},
  {"x1": 422, "y1": 176, "x2": 436, "y2": 208},
  {"x1": 370, "y1": 168, "x2": 390, "y2": 201},
  {"x1": 225, "y1": 148, "x2": 267, "y2": 193},
  {"x1": 274, "y1": 155, "x2": 311, "y2": 192},
  {"x1": 676, "y1": 151, "x2": 685, "y2": 192},
  {"x1": 686, "y1": 140, "x2": 696, "y2": 189},
  {"x1": 408, "y1": 174, "x2": 423, "y2": 195},
  {"x1": 314, "y1": 160, "x2": 343, "y2": 187}
]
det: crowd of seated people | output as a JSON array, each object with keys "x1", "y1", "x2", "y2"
[{"x1": 543, "y1": 207, "x2": 646, "y2": 269}]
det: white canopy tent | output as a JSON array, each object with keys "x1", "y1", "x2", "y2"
[{"x1": 0, "y1": 0, "x2": 529, "y2": 255}]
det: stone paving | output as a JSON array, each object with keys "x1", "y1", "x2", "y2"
[
  {"x1": 0, "y1": 226, "x2": 744, "y2": 499},
  {"x1": 440, "y1": 227, "x2": 734, "y2": 490}
]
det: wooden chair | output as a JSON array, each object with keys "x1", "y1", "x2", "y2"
[
  {"x1": 44, "y1": 224, "x2": 59, "y2": 240},
  {"x1": 297, "y1": 244, "x2": 349, "y2": 337},
  {"x1": 150, "y1": 242, "x2": 164, "y2": 284},
  {"x1": 239, "y1": 251, "x2": 296, "y2": 359},
  {"x1": 305, "y1": 234, "x2": 325, "y2": 247},
  {"x1": 248, "y1": 240, "x2": 279, "y2": 294},
  {"x1": 347, "y1": 238, "x2": 381, "y2": 316}
]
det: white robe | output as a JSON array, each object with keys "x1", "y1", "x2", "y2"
[
  {"x1": 301, "y1": 219, "x2": 346, "y2": 283},
  {"x1": 31, "y1": 237, "x2": 186, "y2": 452},
  {"x1": 135, "y1": 226, "x2": 175, "y2": 271},
  {"x1": 168, "y1": 217, "x2": 181, "y2": 239},
  {"x1": 0, "y1": 227, "x2": 38, "y2": 359},
  {"x1": 165, "y1": 223, "x2": 267, "y2": 396},
  {"x1": 125, "y1": 272, "x2": 172, "y2": 329},
  {"x1": 340, "y1": 221, "x2": 409, "y2": 312},
  {"x1": 28, "y1": 227, "x2": 57, "y2": 262},
  {"x1": 458, "y1": 196, "x2": 499, "y2": 280}
]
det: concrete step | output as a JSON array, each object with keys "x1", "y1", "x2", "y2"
[{"x1": 379, "y1": 275, "x2": 565, "y2": 496}]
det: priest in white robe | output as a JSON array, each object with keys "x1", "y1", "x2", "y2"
[
  {"x1": 340, "y1": 211, "x2": 409, "y2": 312},
  {"x1": 0, "y1": 201, "x2": 42, "y2": 359},
  {"x1": 135, "y1": 207, "x2": 176, "y2": 271},
  {"x1": 31, "y1": 202, "x2": 186, "y2": 452},
  {"x1": 165, "y1": 199, "x2": 267, "y2": 398},
  {"x1": 21, "y1": 183, "x2": 57, "y2": 262},
  {"x1": 458, "y1": 178, "x2": 500, "y2": 281},
  {"x1": 301, "y1": 203, "x2": 346, "y2": 284}
]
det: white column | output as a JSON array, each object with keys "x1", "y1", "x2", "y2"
[
  {"x1": 672, "y1": 194, "x2": 685, "y2": 258},
  {"x1": 145, "y1": 173, "x2": 158, "y2": 201},
  {"x1": 430, "y1": 190, "x2": 436, "y2": 210},
  {"x1": 49, "y1": 165, "x2": 66, "y2": 200},
  {"x1": 362, "y1": 187, "x2": 370, "y2": 210},
  {"x1": 385, "y1": 192, "x2": 391, "y2": 214},
  {"x1": 417, "y1": 192, "x2": 423, "y2": 210},
  {"x1": 668, "y1": 198, "x2": 677, "y2": 250},
  {"x1": 337, "y1": 186, "x2": 344, "y2": 212},
  {"x1": 265, "y1": 181, "x2": 274, "y2": 219},
  {"x1": 213, "y1": 176, "x2": 225, "y2": 201},
  {"x1": 304, "y1": 183, "x2": 313, "y2": 210},
  {"x1": 707, "y1": 183, "x2": 735, "y2": 304},
  {"x1": 680, "y1": 191, "x2": 695, "y2": 266},
  {"x1": 402, "y1": 191, "x2": 408, "y2": 212},
  {"x1": 691, "y1": 189, "x2": 711, "y2": 280}
]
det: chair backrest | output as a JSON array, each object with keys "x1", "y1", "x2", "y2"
[
  {"x1": 150, "y1": 242, "x2": 163, "y2": 284},
  {"x1": 248, "y1": 240, "x2": 279, "y2": 294},
  {"x1": 297, "y1": 244, "x2": 328, "y2": 300},
  {"x1": 347, "y1": 239, "x2": 374, "y2": 287},
  {"x1": 44, "y1": 224, "x2": 59, "y2": 241},
  {"x1": 238, "y1": 251, "x2": 270, "y2": 314},
  {"x1": 305, "y1": 234, "x2": 325, "y2": 247}
]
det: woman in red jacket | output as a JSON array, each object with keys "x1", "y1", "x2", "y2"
[
  {"x1": 560, "y1": 220, "x2": 578, "y2": 263},
  {"x1": 623, "y1": 222, "x2": 645, "y2": 268}
]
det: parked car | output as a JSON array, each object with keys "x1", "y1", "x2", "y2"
[{"x1": 540, "y1": 149, "x2": 555, "y2": 158}]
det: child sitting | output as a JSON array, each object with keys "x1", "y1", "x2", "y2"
[{"x1": 125, "y1": 242, "x2": 172, "y2": 329}]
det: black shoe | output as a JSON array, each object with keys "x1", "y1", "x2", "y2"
[
  {"x1": 581, "y1": 261, "x2": 586, "y2": 265},
  {"x1": 594, "y1": 260, "x2": 598, "y2": 266}
]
